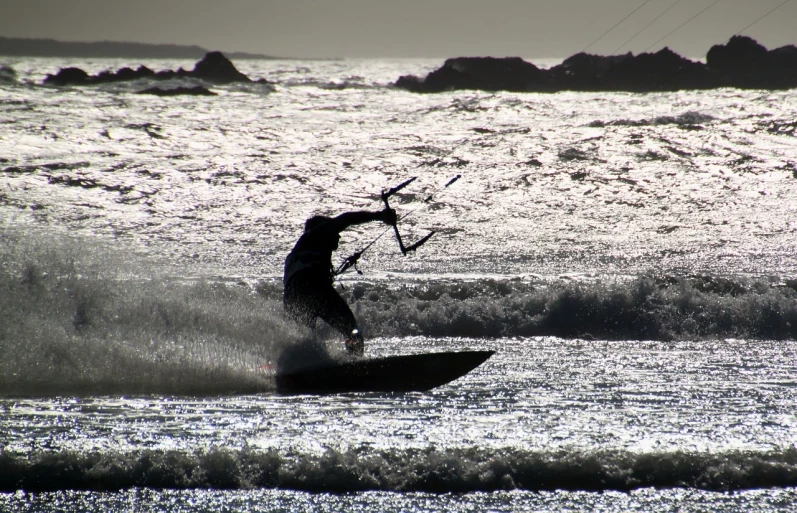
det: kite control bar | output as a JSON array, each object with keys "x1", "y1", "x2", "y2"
[
  {"x1": 381, "y1": 177, "x2": 435, "y2": 256},
  {"x1": 334, "y1": 175, "x2": 460, "y2": 277}
]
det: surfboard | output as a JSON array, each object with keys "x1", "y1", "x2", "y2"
[{"x1": 275, "y1": 350, "x2": 494, "y2": 395}]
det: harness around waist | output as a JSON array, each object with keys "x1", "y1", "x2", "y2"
[{"x1": 284, "y1": 250, "x2": 332, "y2": 285}]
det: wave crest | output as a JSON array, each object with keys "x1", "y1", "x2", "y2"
[
  {"x1": 351, "y1": 276, "x2": 797, "y2": 340},
  {"x1": 2, "y1": 446, "x2": 796, "y2": 493}
]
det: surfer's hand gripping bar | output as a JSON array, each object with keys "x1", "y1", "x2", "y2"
[{"x1": 334, "y1": 175, "x2": 461, "y2": 277}]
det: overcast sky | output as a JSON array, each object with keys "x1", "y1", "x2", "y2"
[{"x1": 2, "y1": 0, "x2": 796, "y2": 59}]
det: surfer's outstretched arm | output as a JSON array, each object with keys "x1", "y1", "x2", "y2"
[{"x1": 324, "y1": 208, "x2": 396, "y2": 234}]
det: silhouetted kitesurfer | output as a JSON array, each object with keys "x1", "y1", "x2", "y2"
[{"x1": 283, "y1": 208, "x2": 397, "y2": 356}]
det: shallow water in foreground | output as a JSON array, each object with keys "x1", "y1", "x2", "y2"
[
  {"x1": 2, "y1": 336, "x2": 797, "y2": 511},
  {"x1": 3, "y1": 336, "x2": 797, "y2": 457},
  {"x1": 4, "y1": 488, "x2": 797, "y2": 513}
]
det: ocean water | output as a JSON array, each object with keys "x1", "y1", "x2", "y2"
[{"x1": 1, "y1": 56, "x2": 796, "y2": 512}]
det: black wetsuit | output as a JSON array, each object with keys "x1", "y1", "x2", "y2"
[{"x1": 283, "y1": 210, "x2": 390, "y2": 350}]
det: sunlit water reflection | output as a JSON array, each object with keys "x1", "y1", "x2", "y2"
[{"x1": 1, "y1": 57, "x2": 796, "y2": 511}]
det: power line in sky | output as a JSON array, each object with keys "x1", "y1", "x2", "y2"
[
  {"x1": 581, "y1": 0, "x2": 655, "y2": 54},
  {"x1": 643, "y1": 0, "x2": 723, "y2": 53},
  {"x1": 610, "y1": 0, "x2": 684, "y2": 55},
  {"x1": 734, "y1": 0, "x2": 792, "y2": 35}
]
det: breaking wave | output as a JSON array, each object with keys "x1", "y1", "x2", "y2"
[
  {"x1": 276, "y1": 78, "x2": 381, "y2": 90},
  {"x1": 2, "y1": 446, "x2": 796, "y2": 493},
  {"x1": 349, "y1": 275, "x2": 797, "y2": 341},
  {"x1": 589, "y1": 111, "x2": 716, "y2": 128},
  {"x1": 88, "y1": 77, "x2": 277, "y2": 96}
]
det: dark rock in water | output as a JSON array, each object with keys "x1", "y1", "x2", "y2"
[
  {"x1": 600, "y1": 47, "x2": 715, "y2": 91},
  {"x1": 46, "y1": 63, "x2": 170, "y2": 86},
  {"x1": 547, "y1": 52, "x2": 633, "y2": 89},
  {"x1": 706, "y1": 35, "x2": 797, "y2": 88},
  {"x1": 192, "y1": 51, "x2": 250, "y2": 83},
  {"x1": 44, "y1": 66, "x2": 90, "y2": 86},
  {"x1": 0, "y1": 64, "x2": 16, "y2": 82},
  {"x1": 706, "y1": 35, "x2": 768, "y2": 71},
  {"x1": 394, "y1": 74, "x2": 425, "y2": 92},
  {"x1": 134, "y1": 65, "x2": 156, "y2": 78},
  {"x1": 115, "y1": 66, "x2": 151, "y2": 81},
  {"x1": 396, "y1": 36, "x2": 797, "y2": 93},
  {"x1": 136, "y1": 85, "x2": 217, "y2": 96},
  {"x1": 43, "y1": 51, "x2": 254, "y2": 86},
  {"x1": 398, "y1": 56, "x2": 545, "y2": 93}
]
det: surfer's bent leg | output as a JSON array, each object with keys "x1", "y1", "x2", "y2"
[
  {"x1": 283, "y1": 275, "x2": 321, "y2": 328},
  {"x1": 317, "y1": 286, "x2": 363, "y2": 355},
  {"x1": 284, "y1": 274, "x2": 363, "y2": 355}
]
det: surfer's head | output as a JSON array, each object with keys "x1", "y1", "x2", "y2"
[{"x1": 304, "y1": 215, "x2": 331, "y2": 232}]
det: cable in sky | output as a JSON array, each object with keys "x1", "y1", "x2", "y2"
[
  {"x1": 581, "y1": 0, "x2": 656, "y2": 54},
  {"x1": 643, "y1": 0, "x2": 723, "y2": 53},
  {"x1": 611, "y1": 0, "x2": 684, "y2": 55},
  {"x1": 734, "y1": 0, "x2": 792, "y2": 36}
]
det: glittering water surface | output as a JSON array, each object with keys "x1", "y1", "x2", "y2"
[
  {"x1": 3, "y1": 58, "x2": 796, "y2": 280},
  {"x1": 3, "y1": 337, "x2": 796, "y2": 456},
  {"x1": 1, "y1": 57, "x2": 797, "y2": 511}
]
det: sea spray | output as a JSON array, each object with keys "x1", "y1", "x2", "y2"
[{"x1": 0, "y1": 229, "x2": 299, "y2": 396}]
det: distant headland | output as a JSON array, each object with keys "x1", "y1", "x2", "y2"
[
  {"x1": 0, "y1": 36, "x2": 276, "y2": 60},
  {"x1": 396, "y1": 36, "x2": 797, "y2": 93}
]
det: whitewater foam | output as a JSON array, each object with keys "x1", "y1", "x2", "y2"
[{"x1": 2, "y1": 446, "x2": 796, "y2": 493}]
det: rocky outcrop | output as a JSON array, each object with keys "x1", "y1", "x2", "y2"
[
  {"x1": 395, "y1": 36, "x2": 797, "y2": 93},
  {"x1": 45, "y1": 66, "x2": 92, "y2": 85},
  {"x1": 190, "y1": 51, "x2": 250, "y2": 83},
  {"x1": 397, "y1": 56, "x2": 546, "y2": 93},
  {"x1": 542, "y1": 48, "x2": 717, "y2": 91},
  {"x1": 0, "y1": 64, "x2": 17, "y2": 82},
  {"x1": 44, "y1": 51, "x2": 263, "y2": 86},
  {"x1": 706, "y1": 35, "x2": 797, "y2": 89}
]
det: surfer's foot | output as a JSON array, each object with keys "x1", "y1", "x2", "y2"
[{"x1": 344, "y1": 329, "x2": 364, "y2": 357}]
